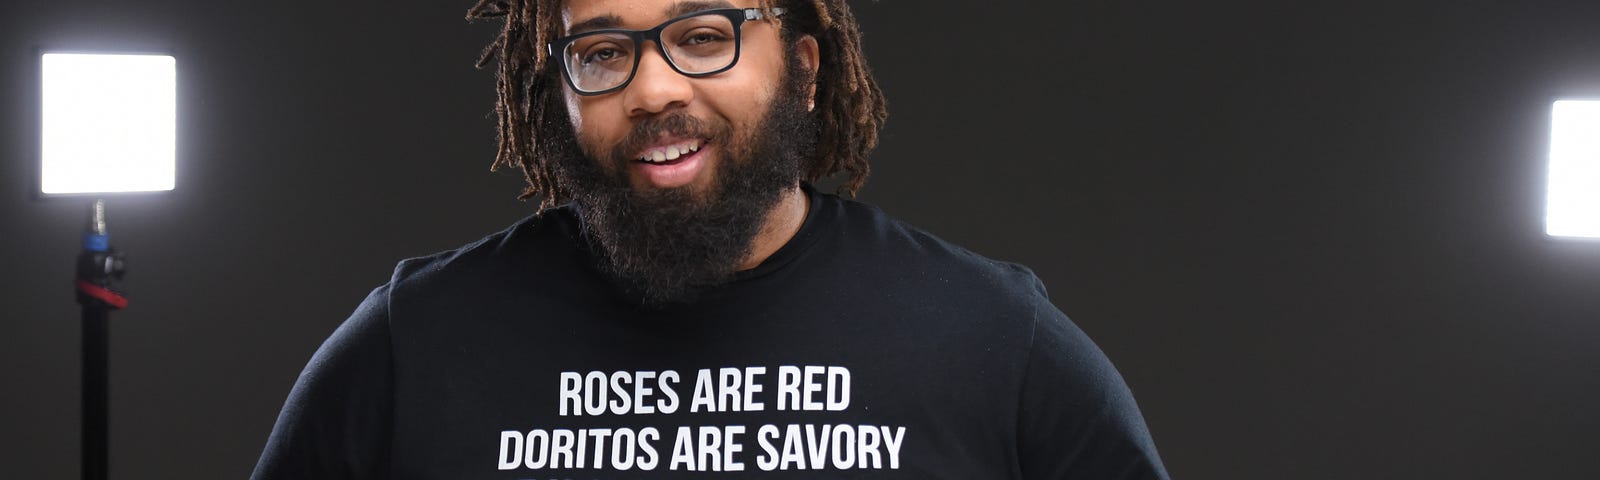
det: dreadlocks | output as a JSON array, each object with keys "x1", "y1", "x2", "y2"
[{"x1": 465, "y1": 0, "x2": 888, "y2": 211}]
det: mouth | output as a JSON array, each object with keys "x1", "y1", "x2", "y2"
[
  {"x1": 628, "y1": 137, "x2": 711, "y2": 189},
  {"x1": 636, "y1": 138, "x2": 705, "y2": 165}
]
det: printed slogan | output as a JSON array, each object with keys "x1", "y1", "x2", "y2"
[{"x1": 497, "y1": 365, "x2": 907, "y2": 473}]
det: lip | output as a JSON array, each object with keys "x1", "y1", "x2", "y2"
[{"x1": 629, "y1": 139, "x2": 711, "y2": 189}]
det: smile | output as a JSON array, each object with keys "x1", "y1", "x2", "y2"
[
  {"x1": 629, "y1": 138, "x2": 711, "y2": 189},
  {"x1": 638, "y1": 138, "x2": 703, "y2": 164}
]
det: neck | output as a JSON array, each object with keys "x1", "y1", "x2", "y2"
[{"x1": 738, "y1": 185, "x2": 809, "y2": 271}]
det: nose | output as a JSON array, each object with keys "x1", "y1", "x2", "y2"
[{"x1": 622, "y1": 45, "x2": 694, "y2": 117}]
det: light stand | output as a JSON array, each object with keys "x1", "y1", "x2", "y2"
[{"x1": 74, "y1": 200, "x2": 127, "y2": 480}]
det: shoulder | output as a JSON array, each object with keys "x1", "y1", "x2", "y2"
[
  {"x1": 808, "y1": 194, "x2": 1062, "y2": 361},
  {"x1": 386, "y1": 207, "x2": 581, "y2": 301},
  {"x1": 824, "y1": 194, "x2": 1050, "y2": 304},
  {"x1": 253, "y1": 284, "x2": 396, "y2": 479},
  {"x1": 821, "y1": 200, "x2": 1176, "y2": 477}
]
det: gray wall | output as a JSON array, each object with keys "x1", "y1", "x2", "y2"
[{"x1": 3, "y1": 0, "x2": 1598, "y2": 478}]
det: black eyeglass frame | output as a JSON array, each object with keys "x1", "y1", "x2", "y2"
[{"x1": 547, "y1": 7, "x2": 784, "y2": 96}]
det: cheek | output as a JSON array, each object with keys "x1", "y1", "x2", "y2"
[
  {"x1": 724, "y1": 83, "x2": 779, "y2": 140},
  {"x1": 700, "y1": 68, "x2": 779, "y2": 128},
  {"x1": 718, "y1": 44, "x2": 786, "y2": 131},
  {"x1": 563, "y1": 91, "x2": 587, "y2": 139},
  {"x1": 565, "y1": 94, "x2": 625, "y2": 157}
]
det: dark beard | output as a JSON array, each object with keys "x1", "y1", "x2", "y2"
[{"x1": 553, "y1": 59, "x2": 818, "y2": 309}]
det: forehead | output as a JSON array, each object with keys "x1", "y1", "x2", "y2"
[{"x1": 561, "y1": 0, "x2": 762, "y2": 33}]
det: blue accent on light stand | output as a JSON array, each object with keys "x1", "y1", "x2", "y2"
[{"x1": 83, "y1": 233, "x2": 109, "y2": 252}]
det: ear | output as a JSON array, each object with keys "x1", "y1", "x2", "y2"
[{"x1": 795, "y1": 34, "x2": 820, "y2": 111}]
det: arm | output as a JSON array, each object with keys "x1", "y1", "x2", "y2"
[
  {"x1": 1016, "y1": 298, "x2": 1170, "y2": 479},
  {"x1": 252, "y1": 286, "x2": 395, "y2": 479}
]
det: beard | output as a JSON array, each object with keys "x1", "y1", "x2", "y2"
[{"x1": 552, "y1": 57, "x2": 818, "y2": 309}]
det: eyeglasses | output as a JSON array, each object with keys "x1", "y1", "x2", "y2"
[{"x1": 548, "y1": 8, "x2": 785, "y2": 96}]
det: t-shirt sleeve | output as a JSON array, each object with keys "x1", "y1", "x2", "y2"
[
  {"x1": 251, "y1": 286, "x2": 394, "y2": 479},
  {"x1": 1016, "y1": 284, "x2": 1170, "y2": 479}
]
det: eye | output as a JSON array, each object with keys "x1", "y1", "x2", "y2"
[
  {"x1": 570, "y1": 36, "x2": 632, "y2": 66},
  {"x1": 684, "y1": 32, "x2": 725, "y2": 45},
  {"x1": 583, "y1": 47, "x2": 624, "y2": 64},
  {"x1": 678, "y1": 28, "x2": 731, "y2": 47}
]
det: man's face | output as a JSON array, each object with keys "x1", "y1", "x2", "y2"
[
  {"x1": 550, "y1": 0, "x2": 819, "y2": 307},
  {"x1": 559, "y1": 0, "x2": 798, "y2": 198}
]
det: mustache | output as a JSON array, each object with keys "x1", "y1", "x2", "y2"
[{"x1": 611, "y1": 113, "x2": 732, "y2": 163}]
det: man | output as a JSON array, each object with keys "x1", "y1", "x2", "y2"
[{"x1": 253, "y1": 0, "x2": 1170, "y2": 478}]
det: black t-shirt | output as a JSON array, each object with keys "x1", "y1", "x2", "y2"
[{"x1": 252, "y1": 188, "x2": 1169, "y2": 479}]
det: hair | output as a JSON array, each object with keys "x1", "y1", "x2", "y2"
[{"x1": 465, "y1": 0, "x2": 887, "y2": 210}]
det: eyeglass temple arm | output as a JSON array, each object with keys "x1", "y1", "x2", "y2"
[{"x1": 747, "y1": 7, "x2": 784, "y2": 21}]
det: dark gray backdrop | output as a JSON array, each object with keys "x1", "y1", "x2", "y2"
[{"x1": 3, "y1": 0, "x2": 1598, "y2": 478}]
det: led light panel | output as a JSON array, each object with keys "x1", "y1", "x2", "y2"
[
  {"x1": 41, "y1": 53, "x2": 176, "y2": 195},
  {"x1": 1547, "y1": 100, "x2": 1600, "y2": 238}
]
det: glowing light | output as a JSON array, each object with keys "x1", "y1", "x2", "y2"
[
  {"x1": 1547, "y1": 100, "x2": 1600, "y2": 238},
  {"x1": 41, "y1": 53, "x2": 177, "y2": 195}
]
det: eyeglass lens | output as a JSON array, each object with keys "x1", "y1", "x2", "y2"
[{"x1": 562, "y1": 13, "x2": 740, "y2": 93}]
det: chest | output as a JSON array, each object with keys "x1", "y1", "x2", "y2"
[{"x1": 384, "y1": 301, "x2": 1028, "y2": 479}]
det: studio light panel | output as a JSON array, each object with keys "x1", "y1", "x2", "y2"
[
  {"x1": 40, "y1": 53, "x2": 177, "y2": 195},
  {"x1": 1547, "y1": 100, "x2": 1600, "y2": 238}
]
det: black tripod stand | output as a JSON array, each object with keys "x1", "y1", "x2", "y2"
[{"x1": 75, "y1": 200, "x2": 126, "y2": 480}]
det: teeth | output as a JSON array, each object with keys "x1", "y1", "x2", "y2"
[{"x1": 640, "y1": 139, "x2": 703, "y2": 163}]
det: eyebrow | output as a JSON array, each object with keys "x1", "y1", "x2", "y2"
[
  {"x1": 566, "y1": 0, "x2": 739, "y2": 36},
  {"x1": 666, "y1": 0, "x2": 737, "y2": 18}
]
